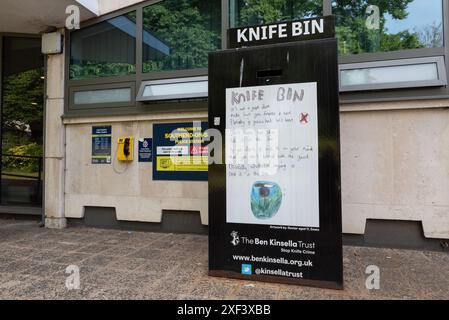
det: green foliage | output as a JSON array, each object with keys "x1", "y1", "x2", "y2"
[
  {"x1": 2, "y1": 68, "x2": 44, "y2": 127},
  {"x1": 2, "y1": 143, "x2": 43, "y2": 173},
  {"x1": 2, "y1": 68, "x2": 44, "y2": 174},
  {"x1": 380, "y1": 30, "x2": 424, "y2": 51},
  {"x1": 68, "y1": 0, "x2": 443, "y2": 76},
  {"x1": 235, "y1": 0, "x2": 322, "y2": 26},
  {"x1": 69, "y1": 61, "x2": 136, "y2": 80},
  {"x1": 333, "y1": 0, "x2": 433, "y2": 55},
  {"x1": 142, "y1": 0, "x2": 221, "y2": 72}
]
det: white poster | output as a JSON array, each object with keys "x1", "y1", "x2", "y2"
[{"x1": 226, "y1": 82, "x2": 319, "y2": 228}]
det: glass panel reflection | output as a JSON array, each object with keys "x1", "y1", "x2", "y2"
[
  {"x1": 229, "y1": 0, "x2": 322, "y2": 28},
  {"x1": 141, "y1": 80, "x2": 208, "y2": 99},
  {"x1": 74, "y1": 88, "x2": 132, "y2": 105},
  {"x1": 70, "y1": 12, "x2": 137, "y2": 80},
  {"x1": 1, "y1": 37, "x2": 44, "y2": 207},
  {"x1": 142, "y1": 0, "x2": 221, "y2": 73},
  {"x1": 332, "y1": 0, "x2": 443, "y2": 55},
  {"x1": 341, "y1": 62, "x2": 439, "y2": 87}
]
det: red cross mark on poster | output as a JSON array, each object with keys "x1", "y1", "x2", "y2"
[{"x1": 300, "y1": 112, "x2": 309, "y2": 124}]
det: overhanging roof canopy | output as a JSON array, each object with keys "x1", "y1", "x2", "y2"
[{"x1": 0, "y1": 0, "x2": 98, "y2": 34}]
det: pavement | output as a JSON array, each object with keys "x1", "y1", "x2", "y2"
[{"x1": 0, "y1": 218, "x2": 448, "y2": 300}]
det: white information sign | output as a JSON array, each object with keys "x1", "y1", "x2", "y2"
[{"x1": 226, "y1": 82, "x2": 320, "y2": 227}]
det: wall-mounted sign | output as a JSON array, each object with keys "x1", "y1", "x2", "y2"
[
  {"x1": 228, "y1": 16, "x2": 335, "y2": 49},
  {"x1": 138, "y1": 138, "x2": 153, "y2": 162},
  {"x1": 92, "y1": 126, "x2": 112, "y2": 164},
  {"x1": 209, "y1": 30, "x2": 342, "y2": 289},
  {"x1": 153, "y1": 122, "x2": 208, "y2": 181}
]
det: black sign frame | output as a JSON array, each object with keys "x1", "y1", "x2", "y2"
[
  {"x1": 228, "y1": 16, "x2": 335, "y2": 49},
  {"x1": 208, "y1": 32, "x2": 342, "y2": 289}
]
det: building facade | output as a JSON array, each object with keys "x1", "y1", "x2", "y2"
[{"x1": 1, "y1": 0, "x2": 449, "y2": 249}]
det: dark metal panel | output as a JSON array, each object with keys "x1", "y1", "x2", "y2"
[
  {"x1": 63, "y1": 100, "x2": 208, "y2": 119},
  {"x1": 139, "y1": 68, "x2": 208, "y2": 81},
  {"x1": 339, "y1": 47, "x2": 445, "y2": 64},
  {"x1": 0, "y1": 206, "x2": 41, "y2": 216},
  {"x1": 67, "y1": 75, "x2": 136, "y2": 87},
  {"x1": 2, "y1": 36, "x2": 43, "y2": 76},
  {"x1": 0, "y1": 35, "x2": 3, "y2": 204},
  {"x1": 344, "y1": 220, "x2": 449, "y2": 252},
  {"x1": 339, "y1": 89, "x2": 449, "y2": 105},
  {"x1": 64, "y1": 29, "x2": 71, "y2": 115},
  {"x1": 443, "y1": 0, "x2": 449, "y2": 99},
  {"x1": 208, "y1": 39, "x2": 343, "y2": 288},
  {"x1": 42, "y1": 50, "x2": 47, "y2": 225},
  {"x1": 70, "y1": 207, "x2": 208, "y2": 234}
]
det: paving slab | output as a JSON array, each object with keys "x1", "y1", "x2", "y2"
[{"x1": 0, "y1": 218, "x2": 448, "y2": 300}]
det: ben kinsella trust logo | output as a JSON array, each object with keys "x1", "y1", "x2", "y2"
[{"x1": 231, "y1": 231, "x2": 240, "y2": 246}]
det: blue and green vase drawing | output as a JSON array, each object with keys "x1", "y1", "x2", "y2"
[{"x1": 250, "y1": 181, "x2": 282, "y2": 219}]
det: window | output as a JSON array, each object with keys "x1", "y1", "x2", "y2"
[
  {"x1": 65, "y1": 0, "x2": 449, "y2": 116},
  {"x1": 70, "y1": 12, "x2": 137, "y2": 80},
  {"x1": 229, "y1": 0, "x2": 323, "y2": 28},
  {"x1": 137, "y1": 76, "x2": 208, "y2": 102},
  {"x1": 332, "y1": 0, "x2": 443, "y2": 55},
  {"x1": 1, "y1": 37, "x2": 44, "y2": 207},
  {"x1": 74, "y1": 88, "x2": 132, "y2": 105},
  {"x1": 339, "y1": 56, "x2": 447, "y2": 91},
  {"x1": 142, "y1": 0, "x2": 221, "y2": 73}
]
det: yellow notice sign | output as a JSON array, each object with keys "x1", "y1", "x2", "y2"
[{"x1": 156, "y1": 156, "x2": 208, "y2": 172}]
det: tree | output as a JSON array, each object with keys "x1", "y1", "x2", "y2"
[
  {"x1": 235, "y1": 0, "x2": 322, "y2": 26},
  {"x1": 417, "y1": 21, "x2": 443, "y2": 48},
  {"x1": 2, "y1": 67, "x2": 44, "y2": 173},
  {"x1": 2, "y1": 67, "x2": 44, "y2": 142},
  {"x1": 142, "y1": 0, "x2": 221, "y2": 72},
  {"x1": 333, "y1": 0, "x2": 425, "y2": 54}
]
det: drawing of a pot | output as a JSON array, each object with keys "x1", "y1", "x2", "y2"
[{"x1": 250, "y1": 181, "x2": 282, "y2": 219}]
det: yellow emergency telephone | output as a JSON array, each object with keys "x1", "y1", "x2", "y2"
[{"x1": 117, "y1": 136, "x2": 133, "y2": 161}]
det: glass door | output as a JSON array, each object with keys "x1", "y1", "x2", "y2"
[{"x1": 1, "y1": 36, "x2": 44, "y2": 207}]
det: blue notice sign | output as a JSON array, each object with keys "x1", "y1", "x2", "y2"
[{"x1": 138, "y1": 138, "x2": 153, "y2": 162}]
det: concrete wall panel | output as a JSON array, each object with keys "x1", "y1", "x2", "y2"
[
  {"x1": 64, "y1": 118, "x2": 209, "y2": 225},
  {"x1": 341, "y1": 108, "x2": 449, "y2": 239}
]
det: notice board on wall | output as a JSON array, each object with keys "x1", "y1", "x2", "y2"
[
  {"x1": 208, "y1": 21, "x2": 342, "y2": 289},
  {"x1": 153, "y1": 122, "x2": 209, "y2": 181},
  {"x1": 91, "y1": 126, "x2": 112, "y2": 164}
]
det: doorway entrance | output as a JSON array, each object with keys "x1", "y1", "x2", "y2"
[{"x1": 0, "y1": 36, "x2": 44, "y2": 211}]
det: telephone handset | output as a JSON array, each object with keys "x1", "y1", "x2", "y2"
[
  {"x1": 123, "y1": 138, "x2": 130, "y2": 157},
  {"x1": 117, "y1": 136, "x2": 133, "y2": 161}
]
